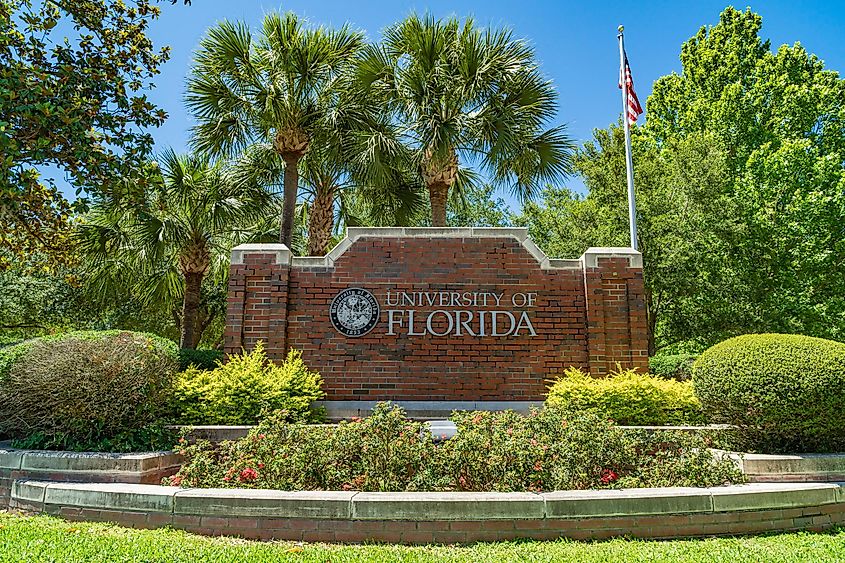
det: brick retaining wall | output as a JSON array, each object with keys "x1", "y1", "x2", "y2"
[
  {"x1": 0, "y1": 449, "x2": 180, "y2": 508},
  {"x1": 10, "y1": 481, "x2": 845, "y2": 544}
]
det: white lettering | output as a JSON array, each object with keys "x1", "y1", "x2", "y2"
[
  {"x1": 426, "y1": 310, "x2": 454, "y2": 337},
  {"x1": 387, "y1": 310, "x2": 403, "y2": 335},
  {"x1": 491, "y1": 311, "x2": 516, "y2": 336},
  {"x1": 455, "y1": 310, "x2": 476, "y2": 336},
  {"x1": 513, "y1": 311, "x2": 537, "y2": 336},
  {"x1": 407, "y1": 310, "x2": 425, "y2": 335}
]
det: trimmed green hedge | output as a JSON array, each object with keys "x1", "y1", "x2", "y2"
[
  {"x1": 693, "y1": 333, "x2": 845, "y2": 453},
  {"x1": 178, "y1": 348, "x2": 224, "y2": 371},
  {"x1": 649, "y1": 354, "x2": 697, "y2": 381},
  {"x1": 0, "y1": 330, "x2": 179, "y2": 451},
  {"x1": 546, "y1": 367, "x2": 704, "y2": 425}
]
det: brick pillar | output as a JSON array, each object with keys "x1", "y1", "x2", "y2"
[
  {"x1": 582, "y1": 247, "x2": 649, "y2": 375},
  {"x1": 225, "y1": 244, "x2": 291, "y2": 357}
]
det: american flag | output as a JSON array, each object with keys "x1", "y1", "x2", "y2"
[{"x1": 619, "y1": 52, "x2": 643, "y2": 125}]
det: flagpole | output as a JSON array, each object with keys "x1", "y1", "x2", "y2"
[{"x1": 618, "y1": 25, "x2": 639, "y2": 251}]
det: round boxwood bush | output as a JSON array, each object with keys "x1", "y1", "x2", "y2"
[
  {"x1": 693, "y1": 333, "x2": 845, "y2": 453},
  {"x1": 0, "y1": 330, "x2": 179, "y2": 451}
]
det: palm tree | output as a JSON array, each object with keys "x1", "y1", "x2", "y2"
[
  {"x1": 226, "y1": 95, "x2": 422, "y2": 255},
  {"x1": 77, "y1": 149, "x2": 271, "y2": 349},
  {"x1": 355, "y1": 14, "x2": 575, "y2": 226},
  {"x1": 185, "y1": 12, "x2": 364, "y2": 249}
]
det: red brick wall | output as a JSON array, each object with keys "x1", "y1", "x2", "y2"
[
  {"x1": 17, "y1": 502, "x2": 845, "y2": 544},
  {"x1": 226, "y1": 232, "x2": 648, "y2": 402}
]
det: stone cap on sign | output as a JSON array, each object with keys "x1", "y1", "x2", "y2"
[
  {"x1": 230, "y1": 228, "x2": 642, "y2": 269},
  {"x1": 582, "y1": 247, "x2": 643, "y2": 269},
  {"x1": 230, "y1": 243, "x2": 291, "y2": 266}
]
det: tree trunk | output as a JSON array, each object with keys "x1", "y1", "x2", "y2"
[
  {"x1": 180, "y1": 271, "x2": 204, "y2": 350},
  {"x1": 279, "y1": 155, "x2": 301, "y2": 248},
  {"x1": 428, "y1": 181, "x2": 449, "y2": 227},
  {"x1": 307, "y1": 184, "x2": 336, "y2": 256}
]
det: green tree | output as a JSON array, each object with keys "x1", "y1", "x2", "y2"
[
  {"x1": 77, "y1": 150, "x2": 271, "y2": 349},
  {"x1": 647, "y1": 7, "x2": 845, "y2": 343},
  {"x1": 520, "y1": 7, "x2": 845, "y2": 350},
  {"x1": 185, "y1": 12, "x2": 364, "y2": 250},
  {"x1": 516, "y1": 127, "x2": 729, "y2": 353},
  {"x1": 0, "y1": 0, "x2": 173, "y2": 267},
  {"x1": 355, "y1": 14, "x2": 574, "y2": 226}
]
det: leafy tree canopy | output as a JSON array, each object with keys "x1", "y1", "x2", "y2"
[
  {"x1": 519, "y1": 7, "x2": 845, "y2": 351},
  {"x1": 1, "y1": 0, "x2": 171, "y2": 268}
]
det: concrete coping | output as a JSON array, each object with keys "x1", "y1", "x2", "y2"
[
  {"x1": 0, "y1": 449, "x2": 180, "y2": 473},
  {"x1": 12, "y1": 480, "x2": 843, "y2": 521},
  {"x1": 230, "y1": 228, "x2": 641, "y2": 270},
  {"x1": 723, "y1": 451, "x2": 845, "y2": 478}
]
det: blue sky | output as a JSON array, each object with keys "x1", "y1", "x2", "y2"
[{"x1": 70, "y1": 1, "x2": 845, "y2": 208}]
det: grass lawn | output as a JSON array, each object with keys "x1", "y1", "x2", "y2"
[{"x1": 1, "y1": 512, "x2": 844, "y2": 562}]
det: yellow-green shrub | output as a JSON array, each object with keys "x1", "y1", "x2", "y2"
[
  {"x1": 546, "y1": 367, "x2": 704, "y2": 425},
  {"x1": 173, "y1": 342, "x2": 324, "y2": 424}
]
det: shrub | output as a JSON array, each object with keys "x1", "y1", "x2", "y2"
[
  {"x1": 178, "y1": 348, "x2": 224, "y2": 371},
  {"x1": 0, "y1": 330, "x2": 179, "y2": 451},
  {"x1": 166, "y1": 403, "x2": 742, "y2": 491},
  {"x1": 172, "y1": 342, "x2": 325, "y2": 425},
  {"x1": 545, "y1": 367, "x2": 704, "y2": 425},
  {"x1": 693, "y1": 333, "x2": 845, "y2": 453},
  {"x1": 649, "y1": 354, "x2": 697, "y2": 381}
]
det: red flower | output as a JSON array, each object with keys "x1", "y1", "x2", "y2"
[
  {"x1": 257, "y1": 434, "x2": 266, "y2": 440},
  {"x1": 471, "y1": 413, "x2": 483, "y2": 425},
  {"x1": 600, "y1": 469, "x2": 619, "y2": 484},
  {"x1": 257, "y1": 462, "x2": 265, "y2": 469},
  {"x1": 169, "y1": 476, "x2": 182, "y2": 487},
  {"x1": 533, "y1": 461, "x2": 543, "y2": 471},
  {"x1": 239, "y1": 468, "x2": 258, "y2": 482},
  {"x1": 223, "y1": 476, "x2": 230, "y2": 482}
]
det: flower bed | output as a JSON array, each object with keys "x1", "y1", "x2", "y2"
[{"x1": 166, "y1": 404, "x2": 742, "y2": 492}]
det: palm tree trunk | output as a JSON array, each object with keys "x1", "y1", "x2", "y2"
[
  {"x1": 428, "y1": 181, "x2": 449, "y2": 227},
  {"x1": 180, "y1": 271, "x2": 204, "y2": 349},
  {"x1": 279, "y1": 155, "x2": 301, "y2": 248},
  {"x1": 307, "y1": 184, "x2": 336, "y2": 256}
]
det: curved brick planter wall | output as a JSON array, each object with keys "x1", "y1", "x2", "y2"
[
  {"x1": 0, "y1": 449, "x2": 180, "y2": 508},
  {"x1": 10, "y1": 481, "x2": 845, "y2": 544}
]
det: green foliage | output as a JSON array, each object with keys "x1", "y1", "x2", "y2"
[
  {"x1": 545, "y1": 367, "x2": 704, "y2": 426},
  {"x1": 11, "y1": 423, "x2": 176, "y2": 453},
  {"x1": 167, "y1": 403, "x2": 741, "y2": 491},
  {"x1": 355, "y1": 14, "x2": 574, "y2": 225},
  {"x1": 177, "y1": 348, "x2": 224, "y2": 371},
  {"x1": 649, "y1": 354, "x2": 698, "y2": 381},
  {"x1": 186, "y1": 11, "x2": 368, "y2": 248},
  {"x1": 0, "y1": 330, "x2": 179, "y2": 451},
  {"x1": 0, "y1": 0, "x2": 174, "y2": 267},
  {"x1": 172, "y1": 343, "x2": 325, "y2": 425},
  {"x1": 517, "y1": 7, "x2": 845, "y2": 351},
  {"x1": 77, "y1": 150, "x2": 272, "y2": 348},
  {"x1": 693, "y1": 334, "x2": 845, "y2": 453},
  {"x1": 6, "y1": 513, "x2": 845, "y2": 562}
]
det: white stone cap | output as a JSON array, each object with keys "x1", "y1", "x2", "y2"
[
  {"x1": 230, "y1": 243, "x2": 291, "y2": 265},
  {"x1": 581, "y1": 247, "x2": 642, "y2": 268},
  {"x1": 230, "y1": 231, "x2": 642, "y2": 270},
  {"x1": 293, "y1": 227, "x2": 582, "y2": 270}
]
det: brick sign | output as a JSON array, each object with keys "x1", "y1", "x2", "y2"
[{"x1": 226, "y1": 228, "x2": 648, "y2": 416}]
